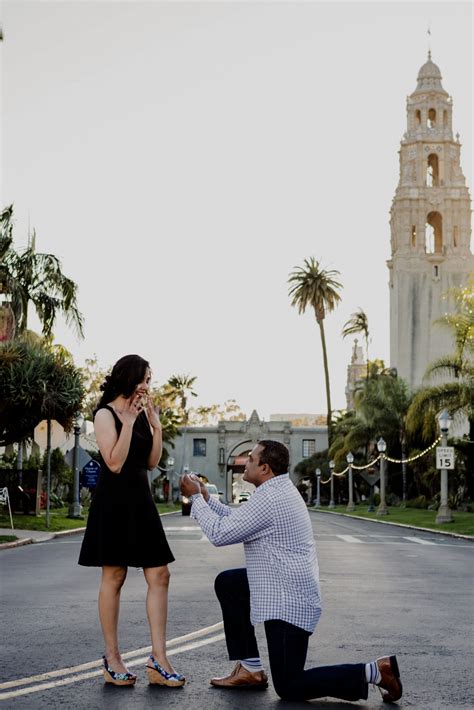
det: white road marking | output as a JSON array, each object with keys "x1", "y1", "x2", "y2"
[
  {"x1": 403, "y1": 536, "x2": 436, "y2": 545},
  {"x1": 0, "y1": 633, "x2": 225, "y2": 701},
  {"x1": 0, "y1": 622, "x2": 223, "y2": 694},
  {"x1": 163, "y1": 527, "x2": 200, "y2": 532},
  {"x1": 336, "y1": 535, "x2": 363, "y2": 543}
]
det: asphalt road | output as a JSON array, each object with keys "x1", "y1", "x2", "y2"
[{"x1": 1, "y1": 510, "x2": 473, "y2": 709}]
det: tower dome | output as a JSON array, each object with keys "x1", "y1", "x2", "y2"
[{"x1": 412, "y1": 52, "x2": 447, "y2": 95}]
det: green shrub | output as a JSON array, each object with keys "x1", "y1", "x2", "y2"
[{"x1": 406, "y1": 495, "x2": 430, "y2": 509}]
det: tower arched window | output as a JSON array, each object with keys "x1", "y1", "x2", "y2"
[
  {"x1": 443, "y1": 110, "x2": 448, "y2": 126},
  {"x1": 427, "y1": 108, "x2": 436, "y2": 128},
  {"x1": 425, "y1": 212, "x2": 443, "y2": 254},
  {"x1": 415, "y1": 110, "x2": 421, "y2": 126},
  {"x1": 426, "y1": 154, "x2": 439, "y2": 186}
]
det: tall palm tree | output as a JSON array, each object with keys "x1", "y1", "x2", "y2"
[
  {"x1": 288, "y1": 257, "x2": 342, "y2": 444},
  {"x1": 342, "y1": 308, "x2": 370, "y2": 378},
  {"x1": 0, "y1": 205, "x2": 84, "y2": 339}
]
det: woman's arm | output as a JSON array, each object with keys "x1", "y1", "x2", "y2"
[
  {"x1": 145, "y1": 401, "x2": 163, "y2": 470},
  {"x1": 94, "y1": 409, "x2": 133, "y2": 473}
]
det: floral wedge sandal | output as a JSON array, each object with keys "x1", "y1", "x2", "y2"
[{"x1": 146, "y1": 655, "x2": 186, "y2": 687}]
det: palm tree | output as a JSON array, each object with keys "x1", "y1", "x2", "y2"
[
  {"x1": 0, "y1": 205, "x2": 84, "y2": 339},
  {"x1": 406, "y1": 280, "x2": 474, "y2": 441},
  {"x1": 166, "y1": 374, "x2": 198, "y2": 424},
  {"x1": 288, "y1": 257, "x2": 342, "y2": 444},
  {"x1": 342, "y1": 308, "x2": 370, "y2": 378}
]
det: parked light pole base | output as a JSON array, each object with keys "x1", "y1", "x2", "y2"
[
  {"x1": 377, "y1": 503, "x2": 388, "y2": 516},
  {"x1": 346, "y1": 502, "x2": 355, "y2": 512},
  {"x1": 328, "y1": 500, "x2": 336, "y2": 509},
  {"x1": 67, "y1": 502, "x2": 83, "y2": 519},
  {"x1": 435, "y1": 504, "x2": 453, "y2": 524}
]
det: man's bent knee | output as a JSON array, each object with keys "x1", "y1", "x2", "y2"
[{"x1": 214, "y1": 568, "x2": 246, "y2": 596}]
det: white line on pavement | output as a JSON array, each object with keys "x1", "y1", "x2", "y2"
[
  {"x1": 336, "y1": 535, "x2": 363, "y2": 543},
  {"x1": 0, "y1": 632, "x2": 225, "y2": 701},
  {"x1": 403, "y1": 536, "x2": 436, "y2": 545},
  {"x1": 162, "y1": 527, "x2": 200, "y2": 531},
  {"x1": 0, "y1": 622, "x2": 223, "y2": 692}
]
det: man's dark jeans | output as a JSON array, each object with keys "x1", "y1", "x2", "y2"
[{"x1": 215, "y1": 568, "x2": 368, "y2": 702}]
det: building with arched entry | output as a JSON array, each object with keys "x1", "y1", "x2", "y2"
[
  {"x1": 388, "y1": 53, "x2": 473, "y2": 391},
  {"x1": 170, "y1": 410, "x2": 328, "y2": 503}
]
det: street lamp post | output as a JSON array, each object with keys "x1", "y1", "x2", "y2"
[
  {"x1": 68, "y1": 412, "x2": 84, "y2": 519},
  {"x1": 346, "y1": 451, "x2": 355, "y2": 512},
  {"x1": 436, "y1": 410, "x2": 453, "y2": 524},
  {"x1": 376, "y1": 437, "x2": 388, "y2": 515},
  {"x1": 167, "y1": 456, "x2": 175, "y2": 504},
  {"x1": 328, "y1": 460, "x2": 335, "y2": 508},
  {"x1": 315, "y1": 468, "x2": 321, "y2": 507}
]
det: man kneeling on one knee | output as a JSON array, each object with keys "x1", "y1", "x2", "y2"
[{"x1": 180, "y1": 440, "x2": 402, "y2": 704}]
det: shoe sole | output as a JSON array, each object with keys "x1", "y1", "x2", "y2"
[
  {"x1": 146, "y1": 667, "x2": 185, "y2": 687},
  {"x1": 103, "y1": 670, "x2": 136, "y2": 686}
]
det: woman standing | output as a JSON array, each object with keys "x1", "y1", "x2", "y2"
[{"x1": 79, "y1": 354, "x2": 184, "y2": 687}]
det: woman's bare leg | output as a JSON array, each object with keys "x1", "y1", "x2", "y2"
[
  {"x1": 99, "y1": 566, "x2": 131, "y2": 673},
  {"x1": 143, "y1": 565, "x2": 178, "y2": 674}
]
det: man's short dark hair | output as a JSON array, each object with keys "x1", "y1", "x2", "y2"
[{"x1": 257, "y1": 440, "x2": 289, "y2": 476}]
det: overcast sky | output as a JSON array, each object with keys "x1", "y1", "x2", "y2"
[{"x1": 1, "y1": 0, "x2": 472, "y2": 419}]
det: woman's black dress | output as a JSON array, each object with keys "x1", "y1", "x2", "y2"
[{"x1": 78, "y1": 405, "x2": 174, "y2": 568}]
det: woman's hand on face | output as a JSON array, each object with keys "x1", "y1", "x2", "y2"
[{"x1": 115, "y1": 394, "x2": 144, "y2": 425}]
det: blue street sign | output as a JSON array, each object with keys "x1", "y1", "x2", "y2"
[{"x1": 81, "y1": 459, "x2": 101, "y2": 488}]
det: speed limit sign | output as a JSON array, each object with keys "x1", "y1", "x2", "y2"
[{"x1": 436, "y1": 446, "x2": 455, "y2": 470}]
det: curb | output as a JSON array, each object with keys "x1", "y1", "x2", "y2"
[
  {"x1": 309, "y1": 507, "x2": 474, "y2": 541},
  {"x1": 0, "y1": 526, "x2": 86, "y2": 551}
]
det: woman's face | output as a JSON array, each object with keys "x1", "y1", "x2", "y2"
[{"x1": 134, "y1": 367, "x2": 152, "y2": 397}]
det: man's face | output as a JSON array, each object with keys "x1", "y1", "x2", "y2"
[{"x1": 243, "y1": 444, "x2": 267, "y2": 487}]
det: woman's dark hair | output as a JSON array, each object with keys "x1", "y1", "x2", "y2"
[
  {"x1": 96, "y1": 354, "x2": 150, "y2": 411},
  {"x1": 257, "y1": 440, "x2": 289, "y2": 475}
]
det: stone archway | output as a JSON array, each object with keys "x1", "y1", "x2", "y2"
[{"x1": 225, "y1": 439, "x2": 253, "y2": 502}]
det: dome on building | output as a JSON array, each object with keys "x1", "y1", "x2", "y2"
[{"x1": 412, "y1": 52, "x2": 448, "y2": 95}]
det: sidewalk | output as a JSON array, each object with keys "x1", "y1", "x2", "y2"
[{"x1": 0, "y1": 526, "x2": 85, "y2": 550}]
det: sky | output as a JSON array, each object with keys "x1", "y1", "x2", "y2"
[{"x1": 1, "y1": 0, "x2": 472, "y2": 420}]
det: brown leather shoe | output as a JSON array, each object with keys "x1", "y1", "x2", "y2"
[
  {"x1": 210, "y1": 662, "x2": 268, "y2": 689},
  {"x1": 376, "y1": 655, "x2": 403, "y2": 703}
]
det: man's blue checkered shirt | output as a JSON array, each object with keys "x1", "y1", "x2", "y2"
[{"x1": 191, "y1": 473, "x2": 322, "y2": 633}]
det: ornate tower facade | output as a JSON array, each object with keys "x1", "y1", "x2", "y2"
[{"x1": 388, "y1": 54, "x2": 473, "y2": 391}]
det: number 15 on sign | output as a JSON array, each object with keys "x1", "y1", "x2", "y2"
[{"x1": 436, "y1": 446, "x2": 455, "y2": 470}]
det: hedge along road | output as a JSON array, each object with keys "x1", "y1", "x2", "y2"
[{"x1": 1, "y1": 512, "x2": 473, "y2": 709}]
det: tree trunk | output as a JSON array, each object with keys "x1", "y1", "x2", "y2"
[{"x1": 317, "y1": 318, "x2": 332, "y2": 446}]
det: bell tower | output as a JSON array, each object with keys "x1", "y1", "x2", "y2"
[{"x1": 387, "y1": 53, "x2": 473, "y2": 391}]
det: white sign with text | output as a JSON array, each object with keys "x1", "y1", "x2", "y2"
[{"x1": 436, "y1": 446, "x2": 455, "y2": 470}]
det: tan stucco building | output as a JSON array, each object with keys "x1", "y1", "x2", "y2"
[
  {"x1": 388, "y1": 54, "x2": 473, "y2": 391},
  {"x1": 169, "y1": 410, "x2": 328, "y2": 503}
]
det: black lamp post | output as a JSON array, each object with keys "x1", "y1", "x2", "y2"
[{"x1": 68, "y1": 412, "x2": 84, "y2": 518}]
